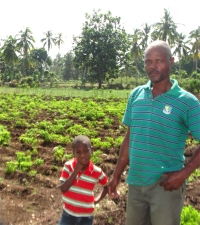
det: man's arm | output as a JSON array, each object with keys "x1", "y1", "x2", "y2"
[
  {"x1": 107, "y1": 127, "x2": 130, "y2": 197},
  {"x1": 160, "y1": 146, "x2": 200, "y2": 191}
]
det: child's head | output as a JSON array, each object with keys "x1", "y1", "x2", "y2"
[{"x1": 72, "y1": 135, "x2": 93, "y2": 168}]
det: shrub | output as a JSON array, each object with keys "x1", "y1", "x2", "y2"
[{"x1": 0, "y1": 125, "x2": 11, "y2": 146}]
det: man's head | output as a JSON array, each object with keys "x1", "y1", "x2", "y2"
[
  {"x1": 144, "y1": 40, "x2": 174, "y2": 84},
  {"x1": 72, "y1": 135, "x2": 93, "y2": 168}
]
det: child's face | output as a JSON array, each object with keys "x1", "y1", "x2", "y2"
[{"x1": 73, "y1": 142, "x2": 92, "y2": 167}]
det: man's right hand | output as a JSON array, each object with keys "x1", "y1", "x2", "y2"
[{"x1": 107, "y1": 177, "x2": 120, "y2": 199}]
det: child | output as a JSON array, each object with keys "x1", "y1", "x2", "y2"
[{"x1": 57, "y1": 135, "x2": 108, "y2": 225}]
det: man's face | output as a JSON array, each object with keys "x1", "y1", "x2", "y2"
[
  {"x1": 144, "y1": 46, "x2": 174, "y2": 83},
  {"x1": 73, "y1": 142, "x2": 92, "y2": 167}
]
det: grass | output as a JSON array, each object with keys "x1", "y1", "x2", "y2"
[{"x1": 0, "y1": 86, "x2": 131, "y2": 98}]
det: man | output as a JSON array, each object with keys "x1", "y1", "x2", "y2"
[{"x1": 108, "y1": 40, "x2": 200, "y2": 225}]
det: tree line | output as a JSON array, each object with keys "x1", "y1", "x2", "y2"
[{"x1": 0, "y1": 9, "x2": 199, "y2": 89}]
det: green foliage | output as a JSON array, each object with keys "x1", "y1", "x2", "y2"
[
  {"x1": 188, "y1": 169, "x2": 200, "y2": 182},
  {"x1": 19, "y1": 129, "x2": 38, "y2": 148},
  {"x1": 6, "y1": 161, "x2": 19, "y2": 174},
  {"x1": 91, "y1": 137, "x2": 111, "y2": 149},
  {"x1": 16, "y1": 152, "x2": 32, "y2": 171},
  {"x1": 73, "y1": 9, "x2": 130, "y2": 88},
  {"x1": 179, "y1": 78, "x2": 200, "y2": 93},
  {"x1": 67, "y1": 124, "x2": 97, "y2": 137},
  {"x1": 53, "y1": 145, "x2": 65, "y2": 161},
  {"x1": 91, "y1": 150, "x2": 103, "y2": 164},
  {"x1": 0, "y1": 125, "x2": 11, "y2": 146},
  {"x1": 63, "y1": 153, "x2": 73, "y2": 161},
  {"x1": 181, "y1": 205, "x2": 200, "y2": 225},
  {"x1": 19, "y1": 161, "x2": 32, "y2": 171},
  {"x1": 28, "y1": 170, "x2": 37, "y2": 176},
  {"x1": 185, "y1": 138, "x2": 200, "y2": 147},
  {"x1": 34, "y1": 158, "x2": 44, "y2": 166},
  {"x1": 6, "y1": 152, "x2": 33, "y2": 174},
  {"x1": 52, "y1": 165, "x2": 58, "y2": 171},
  {"x1": 114, "y1": 136, "x2": 124, "y2": 147}
]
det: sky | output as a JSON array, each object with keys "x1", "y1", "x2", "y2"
[{"x1": 1, "y1": 0, "x2": 199, "y2": 58}]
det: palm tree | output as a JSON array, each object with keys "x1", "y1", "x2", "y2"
[
  {"x1": 140, "y1": 23, "x2": 151, "y2": 50},
  {"x1": 173, "y1": 33, "x2": 190, "y2": 76},
  {"x1": 189, "y1": 26, "x2": 200, "y2": 75},
  {"x1": 54, "y1": 33, "x2": 64, "y2": 51},
  {"x1": 16, "y1": 27, "x2": 35, "y2": 56},
  {"x1": 151, "y1": 9, "x2": 178, "y2": 46},
  {"x1": 1, "y1": 36, "x2": 19, "y2": 82},
  {"x1": 16, "y1": 27, "x2": 35, "y2": 75},
  {"x1": 41, "y1": 30, "x2": 55, "y2": 52},
  {"x1": 1, "y1": 36, "x2": 18, "y2": 65},
  {"x1": 130, "y1": 29, "x2": 143, "y2": 79}
]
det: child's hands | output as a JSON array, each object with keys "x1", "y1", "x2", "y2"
[{"x1": 75, "y1": 160, "x2": 85, "y2": 172}]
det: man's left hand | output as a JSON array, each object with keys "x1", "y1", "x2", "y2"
[{"x1": 159, "y1": 170, "x2": 186, "y2": 191}]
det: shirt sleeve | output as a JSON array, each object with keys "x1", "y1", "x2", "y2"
[
  {"x1": 187, "y1": 99, "x2": 200, "y2": 140},
  {"x1": 98, "y1": 170, "x2": 108, "y2": 186},
  {"x1": 59, "y1": 162, "x2": 71, "y2": 182}
]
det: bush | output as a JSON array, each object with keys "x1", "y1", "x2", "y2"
[{"x1": 181, "y1": 205, "x2": 200, "y2": 225}]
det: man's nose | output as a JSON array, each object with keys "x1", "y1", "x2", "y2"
[{"x1": 150, "y1": 61, "x2": 157, "y2": 68}]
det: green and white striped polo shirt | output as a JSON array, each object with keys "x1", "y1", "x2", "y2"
[{"x1": 123, "y1": 79, "x2": 200, "y2": 186}]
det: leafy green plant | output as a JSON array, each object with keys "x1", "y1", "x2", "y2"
[
  {"x1": 19, "y1": 131, "x2": 38, "y2": 147},
  {"x1": 181, "y1": 205, "x2": 200, "y2": 225},
  {"x1": 0, "y1": 125, "x2": 11, "y2": 146},
  {"x1": 6, "y1": 152, "x2": 33, "y2": 174},
  {"x1": 34, "y1": 158, "x2": 44, "y2": 166},
  {"x1": 53, "y1": 145, "x2": 65, "y2": 161},
  {"x1": 28, "y1": 170, "x2": 37, "y2": 176},
  {"x1": 114, "y1": 136, "x2": 124, "y2": 147},
  {"x1": 63, "y1": 153, "x2": 73, "y2": 161},
  {"x1": 52, "y1": 165, "x2": 58, "y2": 171},
  {"x1": 6, "y1": 161, "x2": 19, "y2": 174},
  {"x1": 16, "y1": 152, "x2": 32, "y2": 171},
  {"x1": 91, "y1": 150, "x2": 103, "y2": 164},
  {"x1": 188, "y1": 169, "x2": 200, "y2": 182}
]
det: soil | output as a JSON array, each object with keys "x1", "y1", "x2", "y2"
[{"x1": 0, "y1": 96, "x2": 200, "y2": 225}]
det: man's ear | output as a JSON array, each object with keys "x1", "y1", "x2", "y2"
[{"x1": 91, "y1": 146, "x2": 94, "y2": 153}]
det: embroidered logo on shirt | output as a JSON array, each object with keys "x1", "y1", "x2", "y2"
[{"x1": 163, "y1": 105, "x2": 172, "y2": 114}]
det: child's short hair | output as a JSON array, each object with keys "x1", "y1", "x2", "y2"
[{"x1": 72, "y1": 135, "x2": 91, "y2": 149}]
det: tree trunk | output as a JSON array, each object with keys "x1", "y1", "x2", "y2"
[{"x1": 97, "y1": 75, "x2": 102, "y2": 89}]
